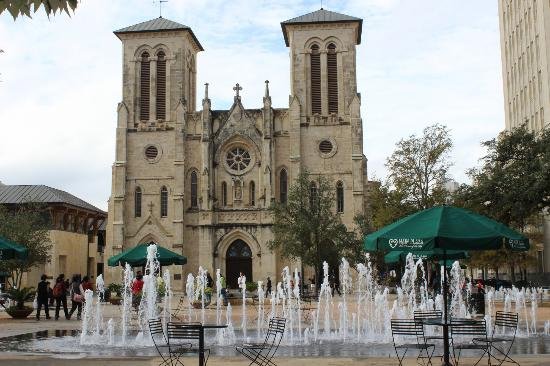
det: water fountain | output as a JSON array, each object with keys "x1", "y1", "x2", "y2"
[{"x1": 2, "y1": 250, "x2": 549, "y2": 359}]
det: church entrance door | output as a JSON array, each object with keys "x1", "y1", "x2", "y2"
[{"x1": 226, "y1": 239, "x2": 252, "y2": 289}]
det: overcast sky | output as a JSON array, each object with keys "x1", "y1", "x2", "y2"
[{"x1": 0, "y1": 0, "x2": 503, "y2": 211}]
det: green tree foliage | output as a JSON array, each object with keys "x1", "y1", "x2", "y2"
[
  {"x1": 0, "y1": 204, "x2": 52, "y2": 289},
  {"x1": 386, "y1": 124, "x2": 453, "y2": 210},
  {"x1": 269, "y1": 171, "x2": 358, "y2": 282},
  {"x1": 457, "y1": 127, "x2": 550, "y2": 228},
  {"x1": 0, "y1": 0, "x2": 77, "y2": 19},
  {"x1": 455, "y1": 127, "x2": 550, "y2": 280}
]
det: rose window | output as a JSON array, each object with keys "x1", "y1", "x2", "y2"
[{"x1": 226, "y1": 147, "x2": 251, "y2": 172}]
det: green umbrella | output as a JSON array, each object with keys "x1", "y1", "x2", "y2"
[
  {"x1": 365, "y1": 206, "x2": 529, "y2": 252},
  {"x1": 0, "y1": 236, "x2": 29, "y2": 260},
  {"x1": 107, "y1": 243, "x2": 187, "y2": 267},
  {"x1": 364, "y1": 206, "x2": 529, "y2": 366},
  {"x1": 384, "y1": 249, "x2": 467, "y2": 264}
]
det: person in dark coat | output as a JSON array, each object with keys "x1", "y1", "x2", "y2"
[
  {"x1": 53, "y1": 274, "x2": 69, "y2": 320},
  {"x1": 36, "y1": 274, "x2": 50, "y2": 320},
  {"x1": 68, "y1": 274, "x2": 83, "y2": 320},
  {"x1": 266, "y1": 277, "x2": 272, "y2": 296}
]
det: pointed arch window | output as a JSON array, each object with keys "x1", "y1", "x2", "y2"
[
  {"x1": 140, "y1": 51, "x2": 151, "y2": 121},
  {"x1": 190, "y1": 171, "x2": 198, "y2": 208},
  {"x1": 310, "y1": 44, "x2": 321, "y2": 114},
  {"x1": 249, "y1": 181, "x2": 255, "y2": 206},
  {"x1": 309, "y1": 181, "x2": 318, "y2": 209},
  {"x1": 156, "y1": 50, "x2": 166, "y2": 120},
  {"x1": 135, "y1": 187, "x2": 142, "y2": 218},
  {"x1": 279, "y1": 169, "x2": 288, "y2": 204},
  {"x1": 160, "y1": 186, "x2": 168, "y2": 217},
  {"x1": 336, "y1": 181, "x2": 344, "y2": 213},
  {"x1": 221, "y1": 182, "x2": 228, "y2": 206},
  {"x1": 327, "y1": 43, "x2": 338, "y2": 114}
]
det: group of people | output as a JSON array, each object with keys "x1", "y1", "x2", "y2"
[{"x1": 35, "y1": 273, "x2": 93, "y2": 321}]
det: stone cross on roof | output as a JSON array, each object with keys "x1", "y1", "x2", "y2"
[{"x1": 233, "y1": 83, "x2": 242, "y2": 101}]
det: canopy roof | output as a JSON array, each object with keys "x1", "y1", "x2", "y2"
[
  {"x1": 365, "y1": 206, "x2": 529, "y2": 252},
  {"x1": 107, "y1": 243, "x2": 187, "y2": 267},
  {"x1": 0, "y1": 236, "x2": 28, "y2": 260}
]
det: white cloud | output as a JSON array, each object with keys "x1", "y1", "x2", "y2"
[{"x1": 0, "y1": 0, "x2": 504, "y2": 209}]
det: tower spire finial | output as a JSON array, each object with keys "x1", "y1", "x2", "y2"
[
  {"x1": 264, "y1": 80, "x2": 270, "y2": 98},
  {"x1": 155, "y1": 0, "x2": 168, "y2": 18},
  {"x1": 204, "y1": 82, "x2": 209, "y2": 100},
  {"x1": 233, "y1": 83, "x2": 243, "y2": 101}
]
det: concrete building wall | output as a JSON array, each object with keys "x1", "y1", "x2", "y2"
[{"x1": 498, "y1": 0, "x2": 550, "y2": 273}]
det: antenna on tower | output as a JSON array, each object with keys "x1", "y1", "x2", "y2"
[{"x1": 154, "y1": 0, "x2": 168, "y2": 18}]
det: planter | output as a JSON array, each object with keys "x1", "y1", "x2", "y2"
[{"x1": 6, "y1": 306, "x2": 34, "y2": 319}]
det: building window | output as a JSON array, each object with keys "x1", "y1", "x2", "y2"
[
  {"x1": 190, "y1": 171, "x2": 198, "y2": 208},
  {"x1": 156, "y1": 50, "x2": 166, "y2": 120},
  {"x1": 309, "y1": 181, "x2": 317, "y2": 209},
  {"x1": 336, "y1": 181, "x2": 344, "y2": 213},
  {"x1": 140, "y1": 51, "x2": 150, "y2": 121},
  {"x1": 310, "y1": 44, "x2": 321, "y2": 114},
  {"x1": 160, "y1": 186, "x2": 168, "y2": 217},
  {"x1": 221, "y1": 182, "x2": 227, "y2": 206},
  {"x1": 135, "y1": 187, "x2": 142, "y2": 217},
  {"x1": 327, "y1": 43, "x2": 338, "y2": 114},
  {"x1": 226, "y1": 147, "x2": 251, "y2": 173},
  {"x1": 249, "y1": 181, "x2": 255, "y2": 206},
  {"x1": 279, "y1": 169, "x2": 288, "y2": 204}
]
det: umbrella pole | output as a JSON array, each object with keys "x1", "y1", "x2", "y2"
[{"x1": 442, "y1": 251, "x2": 452, "y2": 365}]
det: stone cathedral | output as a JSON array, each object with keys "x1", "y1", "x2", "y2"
[{"x1": 105, "y1": 9, "x2": 368, "y2": 289}]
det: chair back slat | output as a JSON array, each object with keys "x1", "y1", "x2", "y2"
[
  {"x1": 450, "y1": 319, "x2": 487, "y2": 338},
  {"x1": 167, "y1": 322, "x2": 202, "y2": 341},
  {"x1": 391, "y1": 319, "x2": 424, "y2": 336},
  {"x1": 494, "y1": 311, "x2": 518, "y2": 328},
  {"x1": 148, "y1": 318, "x2": 165, "y2": 337},
  {"x1": 413, "y1": 310, "x2": 443, "y2": 321}
]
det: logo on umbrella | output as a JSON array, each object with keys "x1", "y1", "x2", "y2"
[{"x1": 388, "y1": 238, "x2": 424, "y2": 249}]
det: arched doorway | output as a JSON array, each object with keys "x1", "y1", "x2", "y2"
[{"x1": 226, "y1": 239, "x2": 252, "y2": 288}]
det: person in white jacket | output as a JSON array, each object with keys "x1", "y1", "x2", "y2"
[{"x1": 237, "y1": 272, "x2": 246, "y2": 293}]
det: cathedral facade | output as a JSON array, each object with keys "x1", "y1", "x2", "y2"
[{"x1": 105, "y1": 9, "x2": 368, "y2": 289}]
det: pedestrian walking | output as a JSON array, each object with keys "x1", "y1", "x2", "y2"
[
  {"x1": 266, "y1": 276, "x2": 272, "y2": 296},
  {"x1": 68, "y1": 275, "x2": 83, "y2": 320},
  {"x1": 36, "y1": 274, "x2": 51, "y2": 320},
  {"x1": 238, "y1": 272, "x2": 246, "y2": 293},
  {"x1": 220, "y1": 273, "x2": 228, "y2": 306},
  {"x1": 53, "y1": 274, "x2": 69, "y2": 320}
]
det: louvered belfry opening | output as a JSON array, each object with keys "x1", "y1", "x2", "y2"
[
  {"x1": 310, "y1": 44, "x2": 321, "y2": 114},
  {"x1": 327, "y1": 43, "x2": 338, "y2": 114},
  {"x1": 140, "y1": 52, "x2": 151, "y2": 121},
  {"x1": 156, "y1": 51, "x2": 166, "y2": 120}
]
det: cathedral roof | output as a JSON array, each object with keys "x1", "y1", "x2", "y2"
[
  {"x1": 0, "y1": 184, "x2": 105, "y2": 214},
  {"x1": 114, "y1": 17, "x2": 204, "y2": 51},
  {"x1": 281, "y1": 8, "x2": 363, "y2": 46}
]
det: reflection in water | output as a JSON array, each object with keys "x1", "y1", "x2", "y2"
[{"x1": 0, "y1": 330, "x2": 548, "y2": 358}]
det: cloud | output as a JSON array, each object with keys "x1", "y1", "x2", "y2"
[{"x1": 0, "y1": 0, "x2": 504, "y2": 210}]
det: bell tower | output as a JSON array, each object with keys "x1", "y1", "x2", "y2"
[{"x1": 281, "y1": 8, "x2": 362, "y2": 119}]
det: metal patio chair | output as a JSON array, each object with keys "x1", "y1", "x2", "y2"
[
  {"x1": 450, "y1": 318, "x2": 491, "y2": 366},
  {"x1": 236, "y1": 317, "x2": 286, "y2": 366},
  {"x1": 171, "y1": 296, "x2": 186, "y2": 321},
  {"x1": 167, "y1": 322, "x2": 209, "y2": 366},
  {"x1": 480, "y1": 311, "x2": 519, "y2": 366},
  {"x1": 414, "y1": 310, "x2": 444, "y2": 341},
  {"x1": 391, "y1": 319, "x2": 435, "y2": 366},
  {"x1": 148, "y1": 318, "x2": 171, "y2": 366}
]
